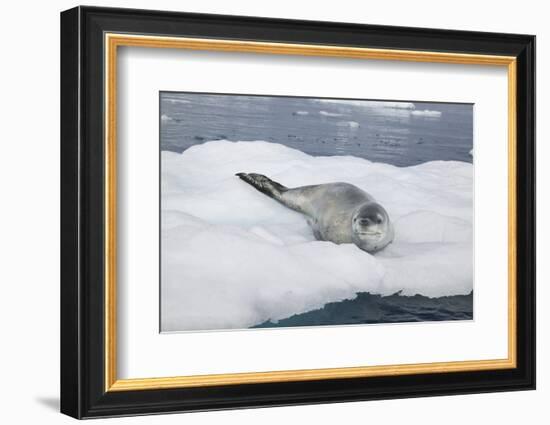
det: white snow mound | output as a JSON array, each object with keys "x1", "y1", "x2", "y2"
[{"x1": 161, "y1": 141, "x2": 473, "y2": 331}]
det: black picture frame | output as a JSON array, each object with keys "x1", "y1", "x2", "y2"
[{"x1": 61, "y1": 5, "x2": 535, "y2": 419}]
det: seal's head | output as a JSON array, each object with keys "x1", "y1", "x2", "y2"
[{"x1": 351, "y1": 202, "x2": 394, "y2": 253}]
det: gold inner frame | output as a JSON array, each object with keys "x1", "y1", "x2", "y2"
[{"x1": 104, "y1": 33, "x2": 517, "y2": 392}]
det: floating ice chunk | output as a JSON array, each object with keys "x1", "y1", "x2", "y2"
[
  {"x1": 161, "y1": 114, "x2": 172, "y2": 122},
  {"x1": 160, "y1": 140, "x2": 473, "y2": 331},
  {"x1": 382, "y1": 102, "x2": 416, "y2": 110},
  {"x1": 319, "y1": 110, "x2": 343, "y2": 117},
  {"x1": 293, "y1": 110, "x2": 309, "y2": 116},
  {"x1": 411, "y1": 109, "x2": 442, "y2": 117},
  {"x1": 164, "y1": 98, "x2": 190, "y2": 104},
  {"x1": 337, "y1": 120, "x2": 360, "y2": 128},
  {"x1": 316, "y1": 99, "x2": 416, "y2": 110}
]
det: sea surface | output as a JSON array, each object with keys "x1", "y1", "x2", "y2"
[
  {"x1": 160, "y1": 92, "x2": 474, "y2": 327},
  {"x1": 254, "y1": 292, "x2": 473, "y2": 328},
  {"x1": 160, "y1": 92, "x2": 473, "y2": 167}
]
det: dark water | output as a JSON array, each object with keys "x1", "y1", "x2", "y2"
[
  {"x1": 253, "y1": 292, "x2": 473, "y2": 329},
  {"x1": 160, "y1": 92, "x2": 473, "y2": 325},
  {"x1": 160, "y1": 92, "x2": 473, "y2": 166}
]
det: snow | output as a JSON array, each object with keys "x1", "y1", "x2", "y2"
[{"x1": 161, "y1": 141, "x2": 473, "y2": 331}]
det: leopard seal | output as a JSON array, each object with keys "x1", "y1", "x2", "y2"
[{"x1": 236, "y1": 173, "x2": 394, "y2": 253}]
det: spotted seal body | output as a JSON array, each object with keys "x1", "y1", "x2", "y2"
[{"x1": 236, "y1": 173, "x2": 394, "y2": 253}]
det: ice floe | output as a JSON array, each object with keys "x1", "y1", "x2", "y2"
[{"x1": 161, "y1": 141, "x2": 472, "y2": 331}]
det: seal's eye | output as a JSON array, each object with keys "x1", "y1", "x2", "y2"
[{"x1": 374, "y1": 214, "x2": 383, "y2": 224}]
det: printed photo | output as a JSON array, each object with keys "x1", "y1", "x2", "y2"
[{"x1": 160, "y1": 92, "x2": 473, "y2": 332}]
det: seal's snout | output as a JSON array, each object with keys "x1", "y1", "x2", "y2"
[{"x1": 356, "y1": 214, "x2": 383, "y2": 226}]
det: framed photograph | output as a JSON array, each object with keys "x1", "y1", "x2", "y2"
[{"x1": 60, "y1": 6, "x2": 535, "y2": 419}]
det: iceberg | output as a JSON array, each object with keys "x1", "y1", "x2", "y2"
[{"x1": 161, "y1": 141, "x2": 473, "y2": 331}]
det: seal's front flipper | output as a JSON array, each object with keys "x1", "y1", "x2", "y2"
[{"x1": 236, "y1": 173, "x2": 288, "y2": 201}]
